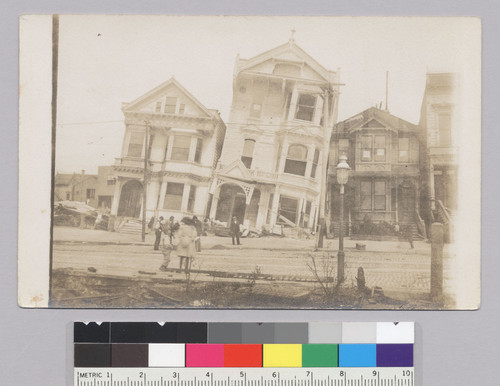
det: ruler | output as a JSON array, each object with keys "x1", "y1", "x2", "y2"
[{"x1": 74, "y1": 367, "x2": 414, "y2": 386}]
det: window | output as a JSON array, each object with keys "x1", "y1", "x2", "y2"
[
  {"x1": 250, "y1": 103, "x2": 262, "y2": 118},
  {"x1": 284, "y1": 144, "x2": 308, "y2": 176},
  {"x1": 360, "y1": 180, "x2": 386, "y2": 211},
  {"x1": 127, "y1": 132, "x2": 144, "y2": 157},
  {"x1": 164, "y1": 97, "x2": 177, "y2": 114},
  {"x1": 241, "y1": 139, "x2": 256, "y2": 168},
  {"x1": 66, "y1": 192, "x2": 70, "y2": 200},
  {"x1": 155, "y1": 101, "x2": 162, "y2": 113},
  {"x1": 304, "y1": 200, "x2": 312, "y2": 225},
  {"x1": 374, "y1": 135, "x2": 386, "y2": 162},
  {"x1": 107, "y1": 178, "x2": 116, "y2": 186},
  {"x1": 171, "y1": 135, "x2": 191, "y2": 161},
  {"x1": 187, "y1": 185, "x2": 196, "y2": 212},
  {"x1": 399, "y1": 137, "x2": 409, "y2": 163},
  {"x1": 194, "y1": 138, "x2": 203, "y2": 163},
  {"x1": 179, "y1": 104, "x2": 185, "y2": 115},
  {"x1": 361, "y1": 135, "x2": 372, "y2": 162},
  {"x1": 86, "y1": 189, "x2": 95, "y2": 199},
  {"x1": 310, "y1": 149, "x2": 320, "y2": 178},
  {"x1": 438, "y1": 113, "x2": 452, "y2": 147},
  {"x1": 361, "y1": 135, "x2": 386, "y2": 162},
  {"x1": 374, "y1": 181, "x2": 386, "y2": 210},
  {"x1": 278, "y1": 196, "x2": 298, "y2": 224},
  {"x1": 338, "y1": 139, "x2": 349, "y2": 162},
  {"x1": 295, "y1": 94, "x2": 316, "y2": 121},
  {"x1": 147, "y1": 134, "x2": 155, "y2": 160},
  {"x1": 164, "y1": 182, "x2": 184, "y2": 210}
]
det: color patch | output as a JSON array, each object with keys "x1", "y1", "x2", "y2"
[
  {"x1": 74, "y1": 322, "x2": 110, "y2": 343},
  {"x1": 376, "y1": 344, "x2": 414, "y2": 367},
  {"x1": 339, "y1": 344, "x2": 376, "y2": 367},
  {"x1": 177, "y1": 323, "x2": 208, "y2": 343},
  {"x1": 263, "y1": 344, "x2": 302, "y2": 367},
  {"x1": 111, "y1": 322, "x2": 150, "y2": 343},
  {"x1": 111, "y1": 344, "x2": 148, "y2": 367},
  {"x1": 241, "y1": 323, "x2": 275, "y2": 343},
  {"x1": 208, "y1": 323, "x2": 242, "y2": 343},
  {"x1": 186, "y1": 344, "x2": 224, "y2": 367},
  {"x1": 74, "y1": 344, "x2": 111, "y2": 367},
  {"x1": 376, "y1": 322, "x2": 414, "y2": 343},
  {"x1": 342, "y1": 323, "x2": 377, "y2": 343},
  {"x1": 224, "y1": 344, "x2": 262, "y2": 367},
  {"x1": 148, "y1": 344, "x2": 185, "y2": 367},
  {"x1": 302, "y1": 344, "x2": 338, "y2": 367},
  {"x1": 274, "y1": 323, "x2": 308, "y2": 343},
  {"x1": 308, "y1": 322, "x2": 342, "y2": 343}
]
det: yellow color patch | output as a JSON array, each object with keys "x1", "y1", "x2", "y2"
[{"x1": 263, "y1": 344, "x2": 302, "y2": 367}]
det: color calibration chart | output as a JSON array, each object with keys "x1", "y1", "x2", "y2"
[{"x1": 74, "y1": 322, "x2": 414, "y2": 386}]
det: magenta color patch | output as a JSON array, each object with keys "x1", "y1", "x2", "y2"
[{"x1": 186, "y1": 344, "x2": 224, "y2": 367}]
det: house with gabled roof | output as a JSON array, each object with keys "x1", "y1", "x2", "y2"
[
  {"x1": 209, "y1": 36, "x2": 341, "y2": 233},
  {"x1": 110, "y1": 77, "x2": 226, "y2": 223},
  {"x1": 329, "y1": 107, "x2": 427, "y2": 237}
]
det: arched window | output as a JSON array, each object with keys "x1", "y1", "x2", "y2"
[
  {"x1": 284, "y1": 144, "x2": 308, "y2": 176},
  {"x1": 241, "y1": 139, "x2": 256, "y2": 168}
]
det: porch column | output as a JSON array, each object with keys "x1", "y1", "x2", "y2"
[
  {"x1": 429, "y1": 163, "x2": 436, "y2": 210},
  {"x1": 270, "y1": 186, "x2": 281, "y2": 227},
  {"x1": 110, "y1": 179, "x2": 122, "y2": 216},
  {"x1": 157, "y1": 178, "x2": 168, "y2": 210},
  {"x1": 278, "y1": 140, "x2": 289, "y2": 174},
  {"x1": 255, "y1": 189, "x2": 270, "y2": 230},
  {"x1": 304, "y1": 143, "x2": 315, "y2": 178},
  {"x1": 287, "y1": 87, "x2": 299, "y2": 121},
  {"x1": 209, "y1": 189, "x2": 220, "y2": 220}
]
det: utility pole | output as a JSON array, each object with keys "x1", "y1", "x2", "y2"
[
  {"x1": 141, "y1": 121, "x2": 150, "y2": 242},
  {"x1": 317, "y1": 88, "x2": 331, "y2": 248}
]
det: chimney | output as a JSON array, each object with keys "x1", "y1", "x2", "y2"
[{"x1": 81, "y1": 169, "x2": 85, "y2": 175}]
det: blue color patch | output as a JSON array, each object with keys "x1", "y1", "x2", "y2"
[{"x1": 339, "y1": 344, "x2": 376, "y2": 367}]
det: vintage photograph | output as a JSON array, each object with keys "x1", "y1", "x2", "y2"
[{"x1": 19, "y1": 16, "x2": 481, "y2": 309}]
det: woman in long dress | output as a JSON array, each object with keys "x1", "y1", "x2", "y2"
[{"x1": 175, "y1": 217, "x2": 197, "y2": 272}]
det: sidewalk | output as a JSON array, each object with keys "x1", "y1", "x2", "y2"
[{"x1": 52, "y1": 226, "x2": 431, "y2": 253}]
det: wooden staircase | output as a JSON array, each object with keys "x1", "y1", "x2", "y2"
[{"x1": 117, "y1": 218, "x2": 144, "y2": 234}]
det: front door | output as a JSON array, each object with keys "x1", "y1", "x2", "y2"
[
  {"x1": 398, "y1": 185, "x2": 416, "y2": 224},
  {"x1": 117, "y1": 180, "x2": 143, "y2": 218}
]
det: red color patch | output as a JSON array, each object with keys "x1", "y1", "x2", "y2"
[{"x1": 224, "y1": 344, "x2": 262, "y2": 367}]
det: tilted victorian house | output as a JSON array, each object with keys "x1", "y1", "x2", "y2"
[
  {"x1": 109, "y1": 78, "x2": 226, "y2": 229},
  {"x1": 208, "y1": 37, "x2": 341, "y2": 233},
  {"x1": 419, "y1": 73, "x2": 458, "y2": 241},
  {"x1": 329, "y1": 107, "x2": 426, "y2": 237}
]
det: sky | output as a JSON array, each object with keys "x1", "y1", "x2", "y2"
[{"x1": 54, "y1": 16, "x2": 477, "y2": 174}]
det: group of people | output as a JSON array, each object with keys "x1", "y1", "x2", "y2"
[{"x1": 149, "y1": 215, "x2": 203, "y2": 272}]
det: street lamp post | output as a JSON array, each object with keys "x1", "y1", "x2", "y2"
[{"x1": 336, "y1": 155, "x2": 350, "y2": 285}]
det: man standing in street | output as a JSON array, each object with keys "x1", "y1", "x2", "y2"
[
  {"x1": 154, "y1": 216, "x2": 164, "y2": 250},
  {"x1": 230, "y1": 215, "x2": 241, "y2": 246}
]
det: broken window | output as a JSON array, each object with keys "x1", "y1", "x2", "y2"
[
  {"x1": 278, "y1": 196, "x2": 298, "y2": 224},
  {"x1": 284, "y1": 144, "x2": 308, "y2": 176},
  {"x1": 295, "y1": 94, "x2": 316, "y2": 122}
]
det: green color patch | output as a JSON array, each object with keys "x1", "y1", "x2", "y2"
[{"x1": 302, "y1": 344, "x2": 338, "y2": 367}]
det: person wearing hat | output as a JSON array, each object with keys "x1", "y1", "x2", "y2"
[
  {"x1": 175, "y1": 217, "x2": 198, "y2": 272},
  {"x1": 153, "y1": 216, "x2": 164, "y2": 250}
]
